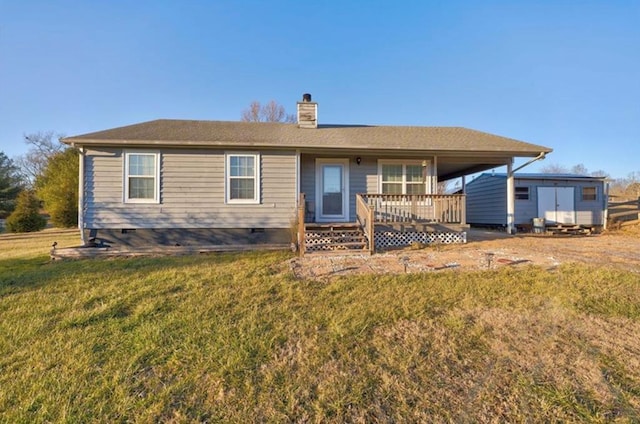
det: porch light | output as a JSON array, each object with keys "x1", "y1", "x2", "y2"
[{"x1": 356, "y1": 157, "x2": 362, "y2": 165}]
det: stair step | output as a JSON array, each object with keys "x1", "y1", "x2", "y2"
[
  {"x1": 306, "y1": 234, "x2": 366, "y2": 240},
  {"x1": 309, "y1": 241, "x2": 367, "y2": 248},
  {"x1": 303, "y1": 222, "x2": 370, "y2": 253},
  {"x1": 304, "y1": 224, "x2": 360, "y2": 231},
  {"x1": 305, "y1": 248, "x2": 372, "y2": 256},
  {"x1": 545, "y1": 225, "x2": 591, "y2": 236},
  {"x1": 306, "y1": 229, "x2": 364, "y2": 235}
]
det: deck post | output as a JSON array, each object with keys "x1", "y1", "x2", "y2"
[
  {"x1": 506, "y1": 160, "x2": 515, "y2": 235},
  {"x1": 411, "y1": 195, "x2": 417, "y2": 222},
  {"x1": 368, "y1": 205, "x2": 375, "y2": 253},
  {"x1": 460, "y1": 195, "x2": 466, "y2": 225}
]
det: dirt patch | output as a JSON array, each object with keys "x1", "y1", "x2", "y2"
[{"x1": 291, "y1": 229, "x2": 640, "y2": 281}]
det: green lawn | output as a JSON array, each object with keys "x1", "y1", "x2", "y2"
[{"x1": 1, "y1": 231, "x2": 639, "y2": 422}]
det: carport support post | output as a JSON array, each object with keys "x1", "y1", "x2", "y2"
[{"x1": 506, "y1": 159, "x2": 516, "y2": 235}]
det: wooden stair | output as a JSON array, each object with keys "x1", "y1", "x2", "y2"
[
  {"x1": 545, "y1": 224, "x2": 592, "y2": 236},
  {"x1": 304, "y1": 223, "x2": 370, "y2": 254}
]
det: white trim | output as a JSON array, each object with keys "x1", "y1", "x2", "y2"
[
  {"x1": 432, "y1": 156, "x2": 438, "y2": 194},
  {"x1": 78, "y1": 148, "x2": 85, "y2": 244},
  {"x1": 507, "y1": 159, "x2": 515, "y2": 234},
  {"x1": 315, "y1": 158, "x2": 349, "y2": 222},
  {"x1": 225, "y1": 152, "x2": 261, "y2": 204},
  {"x1": 123, "y1": 150, "x2": 160, "y2": 204},
  {"x1": 377, "y1": 159, "x2": 432, "y2": 195}
]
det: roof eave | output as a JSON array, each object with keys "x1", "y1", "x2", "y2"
[{"x1": 62, "y1": 138, "x2": 552, "y2": 157}]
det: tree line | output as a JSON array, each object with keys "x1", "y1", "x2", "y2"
[{"x1": 1, "y1": 132, "x2": 77, "y2": 232}]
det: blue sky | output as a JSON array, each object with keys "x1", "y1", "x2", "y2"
[{"x1": 1, "y1": 0, "x2": 639, "y2": 178}]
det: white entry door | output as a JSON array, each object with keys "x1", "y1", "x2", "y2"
[
  {"x1": 316, "y1": 159, "x2": 349, "y2": 222},
  {"x1": 537, "y1": 187, "x2": 575, "y2": 224}
]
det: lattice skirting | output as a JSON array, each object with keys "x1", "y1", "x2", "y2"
[{"x1": 374, "y1": 231, "x2": 467, "y2": 249}]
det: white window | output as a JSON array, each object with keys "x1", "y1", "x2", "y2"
[
  {"x1": 226, "y1": 153, "x2": 260, "y2": 204},
  {"x1": 124, "y1": 151, "x2": 160, "y2": 203},
  {"x1": 378, "y1": 161, "x2": 429, "y2": 195}
]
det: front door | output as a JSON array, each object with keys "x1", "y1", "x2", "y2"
[
  {"x1": 537, "y1": 187, "x2": 575, "y2": 224},
  {"x1": 316, "y1": 159, "x2": 349, "y2": 222}
]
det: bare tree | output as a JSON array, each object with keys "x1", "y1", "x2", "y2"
[
  {"x1": 241, "y1": 100, "x2": 295, "y2": 123},
  {"x1": 570, "y1": 163, "x2": 589, "y2": 175},
  {"x1": 15, "y1": 131, "x2": 66, "y2": 185},
  {"x1": 542, "y1": 162, "x2": 610, "y2": 179},
  {"x1": 540, "y1": 163, "x2": 569, "y2": 174},
  {"x1": 621, "y1": 172, "x2": 640, "y2": 198},
  {"x1": 589, "y1": 169, "x2": 610, "y2": 178}
]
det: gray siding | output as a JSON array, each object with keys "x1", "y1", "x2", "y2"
[
  {"x1": 300, "y1": 154, "x2": 434, "y2": 222},
  {"x1": 349, "y1": 157, "x2": 375, "y2": 221},
  {"x1": 522, "y1": 178, "x2": 605, "y2": 225},
  {"x1": 299, "y1": 154, "x2": 316, "y2": 211},
  {"x1": 299, "y1": 155, "x2": 373, "y2": 221},
  {"x1": 466, "y1": 174, "x2": 606, "y2": 226},
  {"x1": 84, "y1": 147, "x2": 297, "y2": 229},
  {"x1": 466, "y1": 174, "x2": 507, "y2": 225}
]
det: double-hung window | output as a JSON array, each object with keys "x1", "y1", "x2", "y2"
[
  {"x1": 379, "y1": 161, "x2": 428, "y2": 195},
  {"x1": 226, "y1": 153, "x2": 260, "y2": 204},
  {"x1": 124, "y1": 151, "x2": 160, "y2": 203}
]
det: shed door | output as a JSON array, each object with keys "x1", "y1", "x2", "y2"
[{"x1": 537, "y1": 187, "x2": 575, "y2": 224}]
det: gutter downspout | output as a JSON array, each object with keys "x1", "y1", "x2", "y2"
[
  {"x1": 512, "y1": 151, "x2": 547, "y2": 174},
  {"x1": 507, "y1": 152, "x2": 547, "y2": 235}
]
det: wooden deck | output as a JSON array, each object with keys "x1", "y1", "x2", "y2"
[{"x1": 297, "y1": 193, "x2": 468, "y2": 256}]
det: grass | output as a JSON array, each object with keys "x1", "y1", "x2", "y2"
[{"x1": 1, "y1": 231, "x2": 640, "y2": 422}]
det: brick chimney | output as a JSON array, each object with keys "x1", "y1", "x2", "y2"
[{"x1": 297, "y1": 93, "x2": 317, "y2": 129}]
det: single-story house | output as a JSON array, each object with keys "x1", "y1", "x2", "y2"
[
  {"x1": 465, "y1": 173, "x2": 607, "y2": 230},
  {"x1": 62, "y1": 94, "x2": 552, "y2": 253}
]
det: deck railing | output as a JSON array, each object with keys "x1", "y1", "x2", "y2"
[
  {"x1": 356, "y1": 194, "x2": 375, "y2": 252},
  {"x1": 360, "y1": 194, "x2": 466, "y2": 224}
]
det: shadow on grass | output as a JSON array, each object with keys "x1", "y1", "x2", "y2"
[{"x1": 0, "y1": 250, "x2": 290, "y2": 296}]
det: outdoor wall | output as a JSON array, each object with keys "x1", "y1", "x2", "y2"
[
  {"x1": 83, "y1": 147, "x2": 297, "y2": 230},
  {"x1": 300, "y1": 154, "x2": 375, "y2": 222},
  {"x1": 465, "y1": 174, "x2": 507, "y2": 225},
  {"x1": 465, "y1": 174, "x2": 606, "y2": 227},
  {"x1": 300, "y1": 154, "x2": 435, "y2": 222},
  {"x1": 515, "y1": 177, "x2": 606, "y2": 226}
]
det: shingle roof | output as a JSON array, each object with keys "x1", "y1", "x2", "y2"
[{"x1": 63, "y1": 119, "x2": 552, "y2": 156}]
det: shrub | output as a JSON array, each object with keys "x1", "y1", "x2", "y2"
[
  {"x1": 5, "y1": 190, "x2": 46, "y2": 233},
  {"x1": 35, "y1": 148, "x2": 78, "y2": 228}
]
